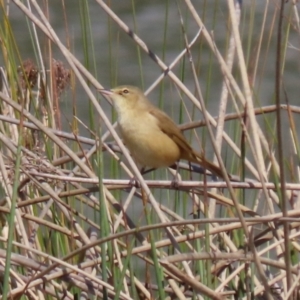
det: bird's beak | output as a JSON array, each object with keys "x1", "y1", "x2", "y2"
[{"x1": 98, "y1": 88, "x2": 113, "y2": 96}]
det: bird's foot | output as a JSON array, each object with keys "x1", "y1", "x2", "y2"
[
  {"x1": 129, "y1": 176, "x2": 141, "y2": 188},
  {"x1": 170, "y1": 174, "x2": 181, "y2": 189}
]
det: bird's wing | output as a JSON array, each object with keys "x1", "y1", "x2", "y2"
[
  {"x1": 149, "y1": 108, "x2": 193, "y2": 155},
  {"x1": 149, "y1": 107, "x2": 225, "y2": 178}
]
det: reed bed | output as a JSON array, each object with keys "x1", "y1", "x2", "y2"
[{"x1": 0, "y1": 1, "x2": 299, "y2": 299}]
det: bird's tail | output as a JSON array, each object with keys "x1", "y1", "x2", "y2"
[
  {"x1": 189, "y1": 151, "x2": 225, "y2": 179},
  {"x1": 200, "y1": 157, "x2": 224, "y2": 179}
]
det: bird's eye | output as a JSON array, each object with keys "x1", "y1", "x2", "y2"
[{"x1": 122, "y1": 89, "x2": 129, "y2": 94}]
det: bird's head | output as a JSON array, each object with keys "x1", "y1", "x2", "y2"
[{"x1": 100, "y1": 85, "x2": 145, "y2": 108}]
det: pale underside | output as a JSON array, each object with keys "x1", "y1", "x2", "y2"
[{"x1": 118, "y1": 107, "x2": 181, "y2": 168}]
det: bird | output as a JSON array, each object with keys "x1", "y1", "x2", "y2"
[{"x1": 99, "y1": 85, "x2": 224, "y2": 179}]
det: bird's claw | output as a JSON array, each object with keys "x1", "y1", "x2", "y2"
[
  {"x1": 170, "y1": 174, "x2": 181, "y2": 189},
  {"x1": 129, "y1": 177, "x2": 141, "y2": 188}
]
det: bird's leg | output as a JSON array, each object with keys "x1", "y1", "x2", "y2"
[
  {"x1": 169, "y1": 162, "x2": 181, "y2": 189},
  {"x1": 129, "y1": 176, "x2": 140, "y2": 188},
  {"x1": 141, "y1": 167, "x2": 156, "y2": 175},
  {"x1": 129, "y1": 167, "x2": 156, "y2": 188}
]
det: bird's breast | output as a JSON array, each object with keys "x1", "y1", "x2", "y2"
[{"x1": 117, "y1": 111, "x2": 181, "y2": 168}]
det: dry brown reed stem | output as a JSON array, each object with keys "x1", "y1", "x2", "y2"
[{"x1": 2, "y1": 1, "x2": 299, "y2": 299}]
